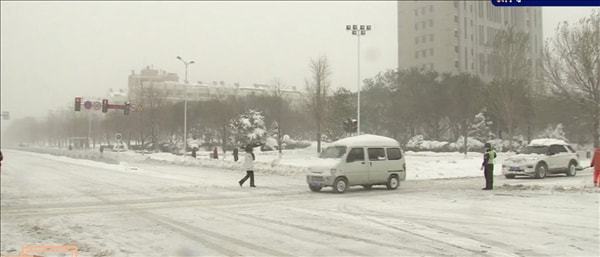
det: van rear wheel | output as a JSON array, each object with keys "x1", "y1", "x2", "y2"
[{"x1": 386, "y1": 175, "x2": 399, "y2": 190}]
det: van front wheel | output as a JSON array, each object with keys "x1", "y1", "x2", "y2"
[
  {"x1": 309, "y1": 184, "x2": 322, "y2": 192},
  {"x1": 333, "y1": 177, "x2": 348, "y2": 193},
  {"x1": 387, "y1": 175, "x2": 399, "y2": 190}
]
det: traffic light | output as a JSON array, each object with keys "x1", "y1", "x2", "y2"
[
  {"x1": 124, "y1": 102, "x2": 130, "y2": 115},
  {"x1": 102, "y1": 99, "x2": 108, "y2": 113},
  {"x1": 74, "y1": 97, "x2": 82, "y2": 111},
  {"x1": 351, "y1": 119, "x2": 358, "y2": 133}
]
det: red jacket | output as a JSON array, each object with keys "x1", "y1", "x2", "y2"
[{"x1": 592, "y1": 148, "x2": 600, "y2": 171}]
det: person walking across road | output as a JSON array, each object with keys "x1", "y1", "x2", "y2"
[
  {"x1": 480, "y1": 143, "x2": 497, "y2": 190},
  {"x1": 591, "y1": 148, "x2": 600, "y2": 187},
  {"x1": 233, "y1": 147, "x2": 239, "y2": 162},
  {"x1": 238, "y1": 145, "x2": 256, "y2": 188}
]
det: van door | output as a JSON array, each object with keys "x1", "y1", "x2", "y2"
[
  {"x1": 367, "y1": 148, "x2": 388, "y2": 184},
  {"x1": 344, "y1": 147, "x2": 369, "y2": 185},
  {"x1": 386, "y1": 147, "x2": 405, "y2": 180}
]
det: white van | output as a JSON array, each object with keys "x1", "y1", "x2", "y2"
[{"x1": 306, "y1": 134, "x2": 406, "y2": 193}]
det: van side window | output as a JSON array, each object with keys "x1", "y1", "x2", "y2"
[
  {"x1": 368, "y1": 148, "x2": 386, "y2": 161},
  {"x1": 387, "y1": 148, "x2": 402, "y2": 160},
  {"x1": 346, "y1": 148, "x2": 365, "y2": 163}
]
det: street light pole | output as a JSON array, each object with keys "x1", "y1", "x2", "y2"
[
  {"x1": 176, "y1": 56, "x2": 195, "y2": 157},
  {"x1": 346, "y1": 24, "x2": 371, "y2": 135}
]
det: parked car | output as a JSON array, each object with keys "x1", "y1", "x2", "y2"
[
  {"x1": 502, "y1": 138, "x2": 579, "y2": 179},
  {"x1": 306, "y1": 134, "x2": 406, "y2": 193}
]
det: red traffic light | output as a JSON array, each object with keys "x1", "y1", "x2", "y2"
[
  {"x1": 102, "y1": 99, "x2": 109, "y2": 113},
  {"x1": 74, "y1": 97, "x2": 82, "y2": 111}
]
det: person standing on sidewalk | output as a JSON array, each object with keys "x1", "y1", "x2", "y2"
[
  {"x1": 480, "y1": 143, "x2": 497, "y2": 190},
  {"x1": 238, "y1": 145, "x2": 256, "y2": 188},
  {"x1": 591, "y1": 148, "x2": 600, "y2": 187}
]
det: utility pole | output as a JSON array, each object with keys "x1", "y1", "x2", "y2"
[
  {"x1": 176, "y1": 56, "x2": 195, "y2": 157},
  {"x1": 346, "y1": 24, "x2": 371, "y2": 135}
]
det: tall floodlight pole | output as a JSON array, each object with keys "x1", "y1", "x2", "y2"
[
  {"x1": 346, "y1": 24, "x2": 371, "y2": 135},
  {"x1": 176, "y1": 56, "x2": 195, "y2": 157}
]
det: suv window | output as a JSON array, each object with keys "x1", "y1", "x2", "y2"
[
  {"x1": 368, "y1": 148, "x2": 386, "y2": 161},
  {"x1": 346, "y1": 148, "x2": 365, "y2": 163},
  {"x1": 566, "y1": 145, "x2": 575, "y2": 153},
  {"x1": 387, "y1": 148, "x2": 402, "y2": 160},
  {"x1": 549, "y1": 145, "x2": 567, "y2": 154}
]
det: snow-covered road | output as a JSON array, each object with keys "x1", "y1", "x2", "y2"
[{"x1": 1, "y1": 150, "x2": 599, "y2": 257}]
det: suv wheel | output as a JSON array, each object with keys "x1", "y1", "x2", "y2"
[
  {"x1": 535, "y1": 163, "x2": 547, "y2": 179},
  {"x1": 333, "y1": 177, "x2": 348, "y2": 193},
  {"x1": 566, "y1": 162, "x2": 577, "y2": 177},
  {"x1": 386, "y1": 175, "x2": 399, "y2": 190}
]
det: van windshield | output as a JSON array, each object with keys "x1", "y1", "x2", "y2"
[{"x1": 319, "y1": 146, "x2": 347, "y2": 159}]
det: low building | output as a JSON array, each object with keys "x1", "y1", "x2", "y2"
[{"x1": 127, "y1": 66, "x2": 304, "y2": 107}]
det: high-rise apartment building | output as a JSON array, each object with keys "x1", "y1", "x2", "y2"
[{"x1": 397, "y1": 1, "x2": 543, "y2": 82}]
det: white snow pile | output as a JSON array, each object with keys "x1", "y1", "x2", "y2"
[
  {"x1": 406, "y1": 135, "x2": 484, "y2": 152},
  {"x1": 528, "y1": 138, "x2": 569, "y2": 146},
  {"x1": 333, "y1": 134, "x2": 400, "y2": 147}
]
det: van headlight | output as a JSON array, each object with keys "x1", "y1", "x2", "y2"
[{"x1": 330, "y1": 169, "x2": 337, "y2": 175}]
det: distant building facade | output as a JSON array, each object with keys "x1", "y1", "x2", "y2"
[
  {"x1": 397, "y1": 1, "x2": 543, "y2": 82},
  {"x1": 127, "y1": 66, "x2": 303, "y2": 107}
]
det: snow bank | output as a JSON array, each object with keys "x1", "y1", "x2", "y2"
[{"x1": 528, "y1": 138, "x2": 569, "y2": 146}]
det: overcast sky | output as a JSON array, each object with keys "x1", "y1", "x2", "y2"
[{"x1": 1, "y1": 1, "x2": 598, "y2": 124}]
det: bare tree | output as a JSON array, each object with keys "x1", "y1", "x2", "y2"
[
  {"x1": 488, "y1": 27, "x2": 533, "y2": 151},
  {"x1": 543, "y1": 11, "x2": 600, "y2": 147},
  {"x1": 305, "y1": 56, "x2": 332, "y2": 153},
  {"x1": 270, "y1": 78, "x2": 288, "y2": 153},
  {"x1": 443, "y1": 73, "x2": 484, "y2": 156}
]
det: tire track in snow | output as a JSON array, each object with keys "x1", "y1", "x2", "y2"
[
  {"x1": 213, "y1": 208, "x2": 449, "y2": 257},
  {"x1": 207, "y1": 208, "x2": 370, "y2": 257},
  {"x1": 4, "y1": 161, "x2": 295, "y2": 257}
]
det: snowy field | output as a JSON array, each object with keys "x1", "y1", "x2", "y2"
[
  {"x1": 1, "y1": 149, "x2": 599, "y2": 257},
  {"x1": 99, "y1": 145, "x2": 517, "y2": 180}
]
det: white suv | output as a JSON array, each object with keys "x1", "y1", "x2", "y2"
[{"x1": 502, "y1": 139, "x2": 579, "y2": 179}]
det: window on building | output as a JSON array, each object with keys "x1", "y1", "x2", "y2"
[
  {"x1": 465, "y1": 47, "x2": 468, "y2": 70},
  {"x1": 415, "y1": 9, "x2": 418, "y2": 16},
  {"x1": 471, "y1": 62, "x2": 474, "y2": 70},
  {"x1": 471, "y1": 48, "x2": 474, "y2": 56},
  {"x1": 471, "y1": 34, "x2": 474, "y2": 42},
  {"x1": 455, "y1": 61, "x2": 459, "y2": 68},
  {"x1": 429, "y1": 19, "x2": 433, "y2": 27},
  {"x1": 415, "y1": 37, "x2": 419, "y2": 44},
  {"x1": 454, "y1": 15, "x2": 458, "y2": 23},
  {"x1": 479, "y1": 2, "x2": 484, "y2": 18},
  {"x1": 429, "y1": 34, "x2": 434, "y2": 42},
  {"x1": 421, "y1": 7, "x2": 425, "y2": 15},
  {"x1": 454, "y1": 30, "x2": 459, "y2": 37},
  {"x1": 429, "y1": 5, "x2": 434, "y2": 12},
  {"x1": 454, "y1": 1, "x2": 458, "y2": 8},
  {"x1": 415, "y1": 23, "x2": 418, "y2": 30},
  {"x1": 470, "y1": 19, "x2": 473, "y2": 27},
  {"x1": 454, "y1": 46, "x2": 459, "y2": 53},
  {"x1": 429, "y1": 48, "x2": 434, "y2": 56},
  {"x1": 415, "y1": 52, "x2": 419, "y2": 59},
  {"x1": 470, "y1": 4, "x2": 473, "y2": 13},
  {"x1": 464, "y1": 17, "x2": 468, "y2": 39}
]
